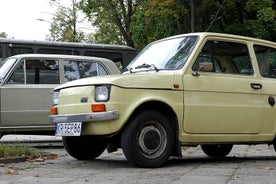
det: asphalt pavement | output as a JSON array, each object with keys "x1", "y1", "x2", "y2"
[{"x1": 0, "y1": 135, "x2": 276, "y2": 184}]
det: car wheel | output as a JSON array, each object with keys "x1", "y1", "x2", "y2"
[
  {"x1": 201, "y1": 144, "x2": 233, "y2": 157},
  {"x1": 63, "y1": 136, "x2": 107, "y2": 160},
  {"x1": 121, "y1": 110, "x2": 175, "y2": 168}
]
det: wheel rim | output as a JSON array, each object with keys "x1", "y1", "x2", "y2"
[{"x1": 137, "y1": 122, "x2": 167, "y2": 159}]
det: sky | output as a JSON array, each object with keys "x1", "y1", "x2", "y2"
[{"x1": 0, "y1": 0, "x2": 72, "y2": 41}]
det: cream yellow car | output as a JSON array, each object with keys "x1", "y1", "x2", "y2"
[{"x1": 50, "y1": 33, "x2": 276, "y2": 167}]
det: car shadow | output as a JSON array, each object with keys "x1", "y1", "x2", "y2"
[
  {"x1": 166, "y1": 155, "x2": 276, "y2": 167},
  {"x1": 86, "y1": 155, "x2": 276, "y2": 169}
]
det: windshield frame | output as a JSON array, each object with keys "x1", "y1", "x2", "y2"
[
  {"x1": 125, "y1": 35, "x2": 199, "y2": 73},
  {"x1": 0, "y1": 57, "x2": 18, "y2": 80}
]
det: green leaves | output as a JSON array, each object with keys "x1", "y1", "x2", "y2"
[
  {"x1": 47, "y1": 0, "x2": 85, "y2": 42},
  {"x1": 75, "y1": 0, "x2": 276, "y2": 50}
]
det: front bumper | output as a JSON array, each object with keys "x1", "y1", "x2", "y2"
[{"x1": 49, "y1": 110, "x2": 119, "y2": 124}]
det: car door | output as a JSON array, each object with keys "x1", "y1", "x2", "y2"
[
  {"x1": 253, "y1": 44, "x2": 276, "y2": 133},
  {"x1": 1, "y1": 58, "x2": 59, "y2": 127},
  {"x1": 183, "y1": 39, "x2": 264, "y2": 134}
]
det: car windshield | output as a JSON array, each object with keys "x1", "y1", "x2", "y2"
[
  {"x1": 0, "y1": 57, "x2": 17, "y2": 80},
  {"x1": 126, "y1": 36, "x2": 198, "y2": 72}
]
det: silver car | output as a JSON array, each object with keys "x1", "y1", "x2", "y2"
[{"x1": 0, "y1": 54, "x2": 121, "y2": 137}]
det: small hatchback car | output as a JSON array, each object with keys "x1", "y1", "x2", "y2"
[
  {"x1": 50, "y1": 32, "x2": 276, "y2": 167},
  {"x1": 0, "y1": 54, "x2": 120, "y2": 137}
]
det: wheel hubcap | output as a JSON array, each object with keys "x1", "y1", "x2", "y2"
[
  {"x1": 143, "y1": 129, "x2": 161, "y2": 150},
  {"x1": 138, "y1": 124, "x2": 167, "y2": 159}
]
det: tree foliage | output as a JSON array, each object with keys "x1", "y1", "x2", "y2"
[
  {"x1": 47, "y1": 0, "x2": 85, "y2": 42},
  {"x1": 79, "y1": 0, "x2": 137, "y2": 47},
  {"x1": 131, "y1": 0, "x2": 188, "y2": 50},
  {"x1": 0, "y1": 32, "x2": 8, "y2": 38},
  {"x1": 46, "y1": 0, "x2": 276, "y2": 50},
  {"x1": 209, "y1": 0, "x2": 276, "y2": 41}
]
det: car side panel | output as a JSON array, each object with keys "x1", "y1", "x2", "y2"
[
  {"x1": 259, "y1": 79, "x2": 276, "y2": 134},
  {"x1": 1, "y1": 84, "x2": 57, "y2": 126},
  {"x1": 183, "y1": 73, "x2": 264, "y2": 134}
]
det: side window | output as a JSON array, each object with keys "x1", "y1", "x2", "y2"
[
  {"x1": 63, "y1": 60, "x2": 108, "y2": 83},
  {"x1": 193, "y1": 40, "x2": 252, "y2": 75},
  {"x1": 11, "y1": 47, "x2": 33, "y2": 55},
  {"x1": 8, "y1": 59, "x2": 60, "y2": 84},
  {"x1": 38, "y1": 48, "x2": 79, "y2": 55},
  {"x1": 254, "y1": 45, "x2": 276, "y2": 78},
  {"x1": 193, "y1": 56, "x2": 222, "y2": 72},
  {"x1": 26, "y1": 59, "x2": 59, "y2": 84}
]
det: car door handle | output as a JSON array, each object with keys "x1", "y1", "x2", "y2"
[{"x1": 251, "y1": 83, "x2": 262, "y2": 89}]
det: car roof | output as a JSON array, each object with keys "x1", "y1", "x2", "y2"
[
  {"x1": 0, "y1": 38, "x2": 136, "y2": 51},
  {"x1": 157, "y1": 32, "x2": 276, "y2": 46},
  {"x1": 6, "y1": 54, "x2": 121, "y2": 74},
  {"x1": 8, "y1": 53, "x2": 113, "y2": 61}
]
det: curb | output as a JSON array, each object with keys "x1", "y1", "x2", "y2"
[
  {"x1": 0, "y1": 152, "x2": 59, "y2": 164},
  {"x1": 0, "y1": 156, "x2": 28, "y2": 164}
]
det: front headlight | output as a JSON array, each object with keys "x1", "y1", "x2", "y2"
[
  {"x1": 95, "y1": 85, "x2": 110, "y2": 102},
  {"x1": 51, "y1": 90, "x2": 60, "y2": 106}
]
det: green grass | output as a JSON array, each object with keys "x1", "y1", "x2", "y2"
[{"x1": 0, "y1": 143, "x2": 45, "y2": 158}]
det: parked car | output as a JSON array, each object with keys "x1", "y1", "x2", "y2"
[
  {"x1": 0, "y1": 54, "x2": 121, "y2": 137},
  {"x1": 49, "y1": 32, "x2": 276, "y2": 167}
]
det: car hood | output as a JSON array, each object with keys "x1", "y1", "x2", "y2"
[{"x1": 54, "y1": 71, "x2": 182, "y2": 91}]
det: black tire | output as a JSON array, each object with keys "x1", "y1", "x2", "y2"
[
  {"x1": 63, "y1": 136, "x2": 107, "y2": 160},
  {"x1": 201, "y1": 144, "x2": 233, "y2": 157},
  {"x1": 121, "y1": 110, "x2": 175, "y2": 168}
]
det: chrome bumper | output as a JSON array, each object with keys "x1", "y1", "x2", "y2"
[{"x1": 49, "y1": 110, "x2": 119, "y2": 124}]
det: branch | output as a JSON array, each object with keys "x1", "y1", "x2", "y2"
[
  {"x1": 107, "y1": 0, "x2": 127, "y2": 38},
  {"x1": 205, "y1": 0, "x2": 226, "y2": 32}
]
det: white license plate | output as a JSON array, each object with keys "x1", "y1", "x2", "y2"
[{"x1": 55, "y1": 122, "x2": 82, "y2": 136}]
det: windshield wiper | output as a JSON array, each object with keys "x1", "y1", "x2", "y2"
[
  {"x1": 135, "y1": 63, "x2": 159, "y2": 72},
  {"x1": 123, "y1": 67, "x2": 133, "y2": 73}
]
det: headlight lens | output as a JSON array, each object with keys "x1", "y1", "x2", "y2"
[
  {"x1": 95, "y1": 85, "x2": 110, "y2": 102},
  {"x1": 51, "y1": 90, "x2": 59, "y2": 106}
]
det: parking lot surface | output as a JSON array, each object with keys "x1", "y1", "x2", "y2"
[{"x1": 0, "y1": 141, "x2": 275, "y2": 184}]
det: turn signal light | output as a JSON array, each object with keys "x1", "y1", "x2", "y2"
[
  {"x1": 91, "y1": 104, "x2": 106, "y2": 112},
  {"x1": 50, "y1": 107, "x2": 58, "y2": 115}
]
